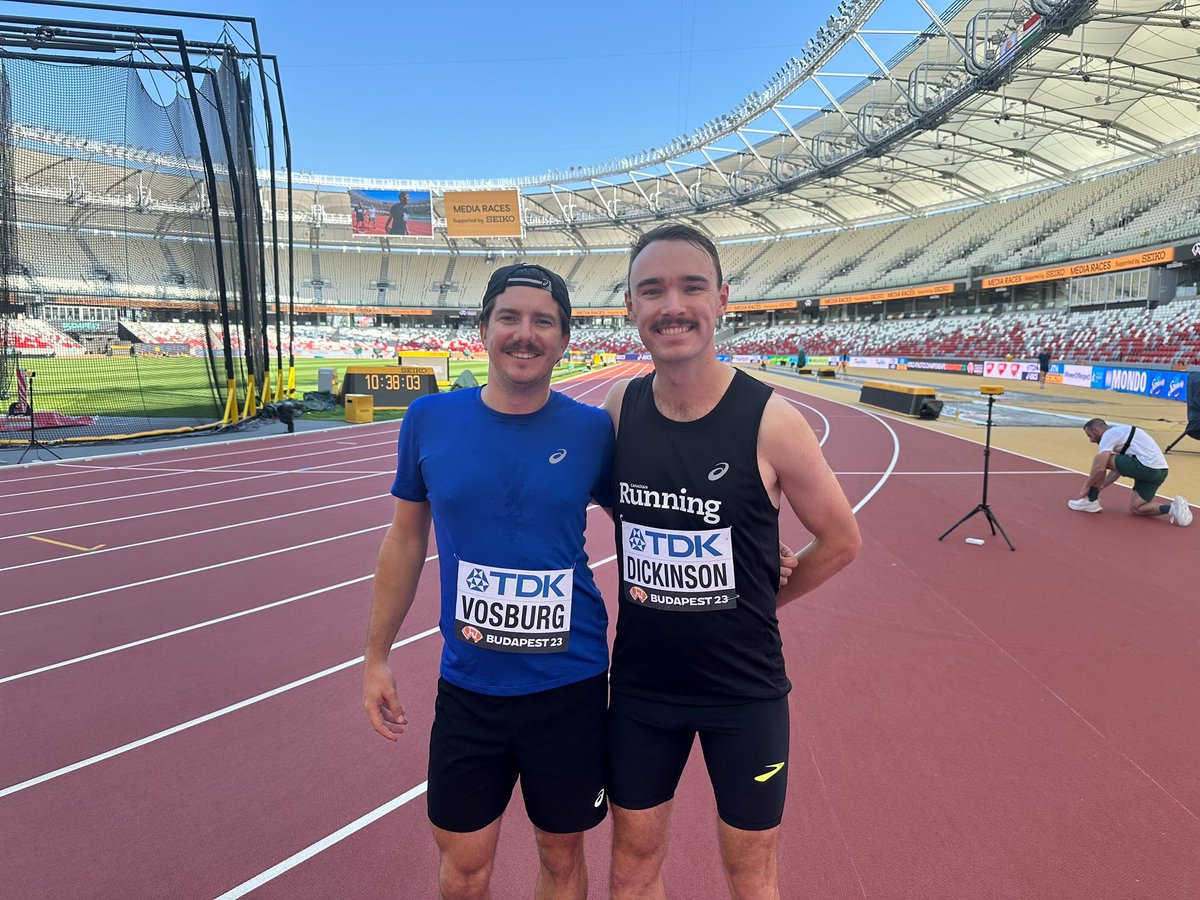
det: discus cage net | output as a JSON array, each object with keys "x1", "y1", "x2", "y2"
[{"x1": 0, "y1": 1, "x2": 294, "y2": 446}]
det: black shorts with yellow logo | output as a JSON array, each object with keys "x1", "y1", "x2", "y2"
[
  {"x1": 427, "y1": 673, "x2": 608, "y2": 834},
  {"x1": 607, "y1": 691, "x2": 789, "y2": 831}
]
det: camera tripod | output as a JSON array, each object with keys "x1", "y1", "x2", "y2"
[
  {"x1": 938, "y1": 390, "x2": 1014, "y2": 551},
  {"x1": 17, "y1": 370, "x2": 61, "y2": 464}
]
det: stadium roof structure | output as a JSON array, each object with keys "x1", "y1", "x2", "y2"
[{"x1": 291, "y1": 0, "x2": 1200, "y2": 250}]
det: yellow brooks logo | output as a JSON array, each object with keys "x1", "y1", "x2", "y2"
[{"x1": 755, "y1": 762, "x2": 786, "y2": 782}]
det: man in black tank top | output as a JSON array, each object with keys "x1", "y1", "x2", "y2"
[{"x1": 604, "y1": 224, "x2": 862, "y2": 899}]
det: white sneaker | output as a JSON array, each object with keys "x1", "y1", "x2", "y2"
[
  {"x1": 1170, "y1": 495, "x2": 1193, "y2": 527},
  {"x1": 1068, "y1": 497, "x2": 1102, "y2": 513}
]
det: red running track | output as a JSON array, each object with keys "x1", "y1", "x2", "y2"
[{"x1": 2, "y1": 363, "x2": 1198, "y2": 898}]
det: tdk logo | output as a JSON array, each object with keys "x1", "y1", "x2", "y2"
[
  {"x1": 486, "y1": 571, "x2": 566, "y2": 598},
  {"x1": 634, "y1": 529, "x2": 723, "y2": 558},
  {"x1": 466, "y1": 568, "x2": 489, "y2": 593}
]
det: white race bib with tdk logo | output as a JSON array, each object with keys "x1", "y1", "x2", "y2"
[
  {"x1": 621, "y1": 521, "x2": 738, "y2": 611},
  {"x1": 455, "y1": 560, "x2": 572, "y2": 653}
]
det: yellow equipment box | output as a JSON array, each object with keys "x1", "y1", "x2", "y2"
[{"x1": 344, "y1": 393, "x2": 375, "y2": 424}]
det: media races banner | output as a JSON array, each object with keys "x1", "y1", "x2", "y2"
[
  {"x1": 348, "y1": 189, "x2": 432, "y2": 238},
  {"x1": 444, "y1": 189, "x2": 523, "y2": 238}
]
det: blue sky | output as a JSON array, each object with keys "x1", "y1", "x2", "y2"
[{"x1": 4, "y1": 0, "x2": 900, "y2": 181}]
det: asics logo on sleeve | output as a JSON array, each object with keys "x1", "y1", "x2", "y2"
[{"x1": 549, "y1": 449, "x2": 568, "y2": 464}]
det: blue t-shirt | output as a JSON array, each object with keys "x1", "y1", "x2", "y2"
[{"x1": 391, "y1": 387, "x2": 614, "y2": 696}]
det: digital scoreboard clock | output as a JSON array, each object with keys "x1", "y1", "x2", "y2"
[{"x1": 342, "y1": 366, "x2": 438, "y2": 409}]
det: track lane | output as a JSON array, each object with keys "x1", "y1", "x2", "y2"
[{"x1": 29, "y1": 372, "x2": 1197, "y2": 897}]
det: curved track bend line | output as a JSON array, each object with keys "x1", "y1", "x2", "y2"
[{"x1": 776, "y1": 387, "x2": 900, "y2": 514}]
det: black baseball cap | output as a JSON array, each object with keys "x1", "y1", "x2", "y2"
[{"x1": 481, "y1": 263, "x2": 571, "y2": 322}]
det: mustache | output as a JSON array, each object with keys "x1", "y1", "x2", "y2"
[
  {"x1": 651, "y1": 317, "x2": 699, "y2": 332},
  {"x1": 501, "y1": 341, "x2": 543, "y2": 355}
]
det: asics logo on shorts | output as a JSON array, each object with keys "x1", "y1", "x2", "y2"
[
  {"x1": 549, "y1": 449, "x2": 567, "y2": 464},
  {"x1": 594, "y1": 789, "x2": 605, "y2": 808}
]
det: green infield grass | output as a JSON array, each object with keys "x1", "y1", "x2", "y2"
[{"x1": 3, "y1": 355, "x2": 222, "y2": 419}]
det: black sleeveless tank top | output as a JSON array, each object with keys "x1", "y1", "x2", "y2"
[{"x1": 610, "y1": 369, "x2": 790, "y2": 703}]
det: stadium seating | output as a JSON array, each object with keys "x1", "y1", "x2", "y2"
[
  {"x1": 719, "y1": 301, "x2": 1200, "y2": 367},
  {"x1": 5, "y1": 317, "x2": 87, "y2": 355}
]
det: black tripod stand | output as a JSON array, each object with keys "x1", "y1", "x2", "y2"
[
  {"x1": 17, "y1": 370, "x2": 61, "y2": 464},
  {"x1": 938, "y1": 390, "x2": 1014, "y2": 551}
]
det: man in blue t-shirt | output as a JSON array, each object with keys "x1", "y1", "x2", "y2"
[{"x1": 363, "y1": 264, "x2": 613, "y2": 899}]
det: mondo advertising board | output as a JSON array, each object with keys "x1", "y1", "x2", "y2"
[{"x1": 1091, "y1": 366, "x2": 1188, "y2": 400}]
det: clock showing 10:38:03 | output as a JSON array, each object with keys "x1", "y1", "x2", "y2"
[{"x1": 342, "y1": 365, "x2": 438, "y2": 409}]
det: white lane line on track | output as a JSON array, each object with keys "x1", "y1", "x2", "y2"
[
  {"x1": 0, "y1": 552, "x2": 619, "y2": 798},
  {"x1": 1, "y1": 523, "x2": 390, "y2": 618},
  {"x1": 782, "y1": 397, "x2": 831, "y2": 447},
  {"x1": 0, "y1": 437, "x2": 398, "y2": 502},
  {"x1": 787, "y1": 380, "x2": 1101, "y2": 481},
  {"x1": 834, "y1": 469, "x2": 1073, "y2": 477},
  {"x1": 0, "y1": 425, "x2": 403, "y2": 488},
  {"x1": 213, "y1": 559, "x2": 635, "y2": 898},
  {"x1": 213, "y1": 782, "x2": 430, "y2": 900},
  {"x1": 564, "y1": 361, "x2": 645, "y2": 406},
  {"x1": 0, "y1": 492, "x2": 393, "y2": 574},
  {"x1": 844, "y1": 409, "x2": 899, "y2": 516},
  {"x1": 55, "y1": 466, "x2": 392, "y2": 477},
  {"x1": 4, "y1": 501, "x2": 599, "y2": 626},
  {"x1": 1, "y1": 568, "x2": 382, "y2": 683},
  {"x1": 0, "y1": 448, "x2": 395, "y2": 514},
  {"x1": 0, "y1": 625, "x2": 439, "y2": 800},
  {"x1": 2, "y1": 473, "x2": 383, "y2": 544},
  {"x1": 778, "y1": 389, "x2": 897, "y2": 515}
]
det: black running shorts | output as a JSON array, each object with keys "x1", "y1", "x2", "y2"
[
  {"x1": 427, "y1": 673, "x2": 608, "y2": 834},
  {"x1": 607, "y1": 691, "x2": 790, "y2": 831}
]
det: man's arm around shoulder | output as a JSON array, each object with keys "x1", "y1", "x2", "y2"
[
  {"x1": 759, "y1": 394, "x2": 861, "y2": 607},
  {"x1": 363, "y1": 497, "x2": 432, "y2": 741}
]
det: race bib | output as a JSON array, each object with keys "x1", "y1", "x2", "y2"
[
  {"x1": 455, "y1": 560, "x2": 572, "y2": 653},
  {"x1": 621, "y1": 521, "x2": 738, "y2": 611}
]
